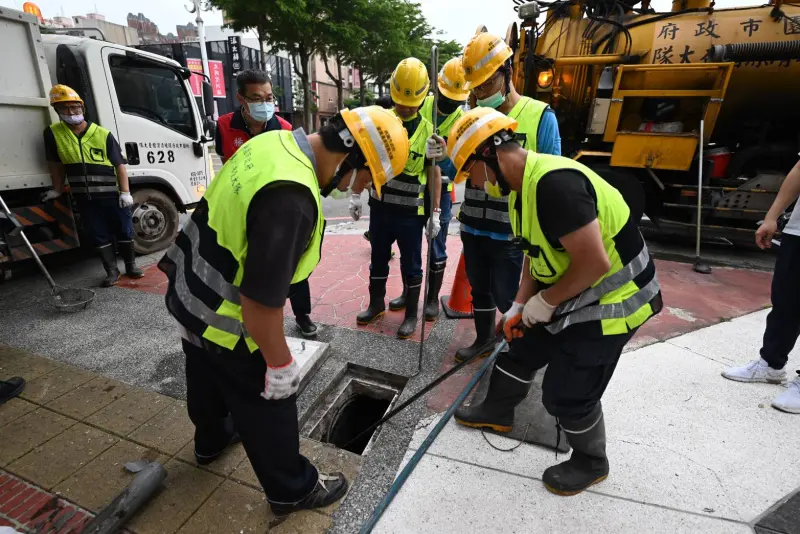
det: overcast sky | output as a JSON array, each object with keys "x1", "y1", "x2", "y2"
[{"x1": 4, "y1": 0, "x2": 753, "y2": 46}]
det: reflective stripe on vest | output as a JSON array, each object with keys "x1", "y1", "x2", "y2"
[
  {"x1": 50, "y1": 122, "x2": 118, "y2": 196},
  {"x1": 459, "y1": 97, "x2": 548, "y2": 233},
  {"x1": 165, "y1": 129, "x2": 324, "y2": 352},
  {"x1": 376, "y1": 114, "x2": 433, "y2": 215},
  {"x1": 511, "y1": 151, "x2": 659, "y2": 336}
]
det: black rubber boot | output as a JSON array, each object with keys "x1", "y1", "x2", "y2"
[
  {"x1": 454, "y1": 309, "x2": 497, "y2": 363},
  {"x1": 397, "y1": 276, "x2": 422, "y2": 339},
  {"x1": 118, "y1": 240, "x2": 144, "y2": 278},
  {"x1": 357, "y1": 277, "x2": 387, "y2": 325},
  {"x1": 195, "y1": 415, "x2": 241, "y2": 466},
  {"x1": 97, "y1": 245, "x2": 120, "y2": 287},
  {"x1": 0, "y1": 377, "x2": 26, "y2": 405},
  {"x1": 296, "y1": 314, "x2": 318, "y2": 338},
  {"x1": 543, "y1": 404, "x2": 609, "y2": 496},
  {"x1": 454, "y1": 354, "x2": 533, "y2": 432},
  {"x1": 424, "y1": 261, "x2": 446, "y2": 321},
  {"x1": 389, "y1": 273, "x2": 407, "y2": 311},
  {"x1": 270, "y1": 472, "x2": 348, "y2": 519}
]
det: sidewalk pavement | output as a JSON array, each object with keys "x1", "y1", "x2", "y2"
[
  {"x1": 375, "y1": 308, "x2": 800, "y2": 534},
  {"x1": 0, "y1": 344, "x2": 361, "y2": 534}
]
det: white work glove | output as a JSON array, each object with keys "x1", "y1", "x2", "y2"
[
  {"x1": 261, "y1": 358, "x2": 300, "y2": 400},
  {"x1": 426, "y1": 211, "x2": 441, "y2": 239},
  {"x1": 41, "y1": 189, "x2": 61, "y2": 202},
  {"x1": 522, "y1": 291, "x2": 557, "y2": 327},
  {"x1": 349, "y1": 192, "x2": 362, "y2": 221},
  {"x1": 119, "y1": 191, "x2": 134, "y2": 208},
  {"x1": 425, "y1": 134, "x2": 446, "y2": 162}
]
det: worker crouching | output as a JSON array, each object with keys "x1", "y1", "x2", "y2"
[
  {"x1": 356, "y1": 58, "x2": 443, "y2": 339},
  {"x1": 448, "y1": 108, "x2": 662, "y2": 495},
  {"x1": 158, "y1": 107, "x2": 408, "y2": 520}
]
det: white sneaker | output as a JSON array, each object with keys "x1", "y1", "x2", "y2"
[
  {"x1": 721, "y1": 359, "x2": 786, "y2": 384},
  {"x1": 772, "y1": 373, "x2": 800, "y2": 414}
]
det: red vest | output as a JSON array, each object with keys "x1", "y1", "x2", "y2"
[{"x1": 217, "y1": 112, "x2": 292, "y2": 162}]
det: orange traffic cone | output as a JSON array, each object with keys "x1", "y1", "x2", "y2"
[{"x1": 441, "y1": 252, "x2": 473, "y2": 319}]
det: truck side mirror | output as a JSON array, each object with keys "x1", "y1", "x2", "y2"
[
  {"x1": 202, "y1": 80, "x2": 214, "y2": 117},
  {"x1": 204, "y1": 118, "x2": 216, "y2": 139}
]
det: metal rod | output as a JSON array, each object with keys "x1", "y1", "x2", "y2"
[
  {"x1": 359, "y1": 342, "x2": 504, "y2": 534},
  {"x1": 695, "y1": 119, "x2": 704, "y2": 259},
  {"x1": 664, "y1": 184, "x2": 777, "y2": 194},
  {"x1": 656, "y1": 218, "x2": 758, "y2": 233}
]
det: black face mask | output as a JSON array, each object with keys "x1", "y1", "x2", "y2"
[
  {"x1": 321, "y1": 150, "x2": 366, "y2": 197},
  {"x1": 437, "y1": 95, "x2": 463, "y2": 116}
]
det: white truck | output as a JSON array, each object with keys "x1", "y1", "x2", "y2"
[{"x1": 0, "y1": 7, "x2": 214, "y2": 269}]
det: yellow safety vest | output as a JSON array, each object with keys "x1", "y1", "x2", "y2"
[
  {"x1": 50, "y1": 122, "x2": 119, "y2": 197},
  {"x1": 373, "y1": 112, "x2": 433, "y2": 216},
  {"x1": 163, "y1": 130, "x2": 325, "y2": 352},
  {"x1": 509, "y1": 152, "x2": 660, "y2": 336},
  {"x1": 508, "y1": 96, "x2": 548, "y2": 151}
]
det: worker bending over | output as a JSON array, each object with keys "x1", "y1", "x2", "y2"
[
  {"x1": 216, "y1": 69, "x2": 317, "y2": 338},
  {"x1": 449, "y1": 108, "x2": 662, "y2": 495},
  {"x1": 42, "y1": 84, "x2": 143, "y2": 287},
  {"x1": 418, "y1": 57, "x2": 469, "y2": 320},
  {"x1": 454, "y1": 33, "x2": 562, "y2": 363},
  {"x1": 356, "y1": 58, "x2": 443, "y2": 339},
  {"x1": 158, "y1": 107, "x2": 408, "y2": 519}
]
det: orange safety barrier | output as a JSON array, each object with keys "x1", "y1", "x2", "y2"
[{"x1": 440, "y1": 252, "x2": 473, "y2": 319}]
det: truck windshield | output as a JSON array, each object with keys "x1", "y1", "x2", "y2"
[{"x1": 109, "y1": 56, "x2": 197, "y2": 139}]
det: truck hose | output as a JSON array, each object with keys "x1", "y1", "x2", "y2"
[{"x1": 710, "y1": 40, "x2": 800, "y2": 62}]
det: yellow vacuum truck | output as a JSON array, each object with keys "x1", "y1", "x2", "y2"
[{"x1": 505, "y1": 0, "x2": 800, "y2": 243}]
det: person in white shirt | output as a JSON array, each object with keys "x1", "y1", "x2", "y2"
[{"x1": 722, "y1": 158, "x2": 800, "y2": 413}]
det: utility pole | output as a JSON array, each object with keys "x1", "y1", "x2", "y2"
[{"x1": 186, "y1": 1, "x2": 211, "y2": 112}]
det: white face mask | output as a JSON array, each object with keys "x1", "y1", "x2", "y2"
[{"x1": 328, "y1": 168, "x2": 358, "y2": 200}]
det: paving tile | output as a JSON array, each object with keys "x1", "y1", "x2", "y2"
[
  {"x1": 176, "y1": 480, "x2": 270, "y2": 534},
  {"x1": 374, "y1": 453, "x2": 751, "y2": 534},
  {"x1": 299, "y1": 438, "x2": 361, "y2": 516},
  {"x1": 755, "y1": 490, "x2": 800, "y2": 534},
  {"x1": 0, "y1": 408, "x2": 75, "y2": 466},
  {"x1": 125, "y1": 459, "x2": 223, "y2": 534},
  {"x1": 0, "y1": 348, "x2": 62, "y2": 382},
  {"x1": 53, "y1": 439, "x2": 167, "y2": 513},
  {"x1": 176, "y1": 440, "x2": 247, "y2": 477},
  {"x1": 85, "y1": 389, "x2": 176, "y2": 436},
  {"x1": 231, "y1": 458, "x2": 261, "y2": 490},
  {"x1": 20, "y1": 366, "x2": 95, "y2": 405},
  {"x1": 127, "y1": 401, "x2": 194, "y2": 455},
  {"x1": 0, "y1": 398, "x2": 37, "y2": 428},
  {"x1": 8, "y1": 423, "x2": 118, "y2": 490},
  {"x1": 46, "y1": 376, "x2": 131, "y2": 420},
  {"x1": 271, "y1": 510, "x2": 332, "y2": 534}
]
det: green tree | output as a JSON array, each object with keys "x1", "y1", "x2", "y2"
[
  {"x1": 209, "y1": 0, "x2": 323, "y2": 131},
  {"x1": 343, "y1": 88, "x2": 375, "y2": 109},
  {"x1": 318, "y1": 0, "x2": 368, "y2": 110}
]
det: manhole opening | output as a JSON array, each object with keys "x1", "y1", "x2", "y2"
[
  {"x1": 326, "y1": 394, "x2": 391, "y2": 455},
  {"x1": 302, "y1": 364, "x2": 408, "y2": 456}
]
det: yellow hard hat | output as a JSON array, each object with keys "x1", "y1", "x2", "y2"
[
  {"x1": 390, "y1": 58, "x2": 430, "y2": 108},
  {"x1": 447, "y1": 107, "x2": 518, "y2": 184},
  {"x1": 438, "y1": 57, "x2": 469, "y2": 101},
  {"x1": 49, "y1": 84, "x2": 84, "y2": 106},
  {"x1": 462, "y1": 33, "x2": 513, "y2": 89},
  {"x1": 340, "y1": 106, "x2": 410, "y2": 198}
]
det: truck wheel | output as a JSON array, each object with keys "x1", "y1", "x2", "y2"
[{"x1": 131, "y1": 188, "x2": 179, "y2": 255}]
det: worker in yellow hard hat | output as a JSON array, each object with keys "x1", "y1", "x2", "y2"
[
  {"x1": 452, "y1": 32, "x2": 563, "y2": 365},
  {"x1": 447, "y1": 108, "x2": 661, "y2": 496},
  {"x1": 418, "y1": 57, "x2": 469, "y2": 320},
  {"x1": 356, "y1": 58, "x2": 443, "y2": 339},
  {"x1": 42, "y1": 84, "x2": 143, "y2": 287},
  {"x1": 158, "y1": 107, "x2": 408, "y2": 519}
]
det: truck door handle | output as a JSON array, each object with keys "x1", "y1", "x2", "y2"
[{"x1": 125, "y1": 142, "x2": 140, "y2": 165}]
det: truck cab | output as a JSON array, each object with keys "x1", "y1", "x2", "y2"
[{"x1": 42, "y1": 35, "x2": 212, "y2": 253}]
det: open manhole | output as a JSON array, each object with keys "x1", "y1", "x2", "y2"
[{"x1": 302, "y1": 364, "x2": 408, "y2": 455}]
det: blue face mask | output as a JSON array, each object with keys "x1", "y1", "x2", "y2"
[
  {"x1": 247, "y1": 102, "x2": 275, "y2": 123},
  {"x1": 476, "y1": 91, "x2": 505, "y2": 109}
]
